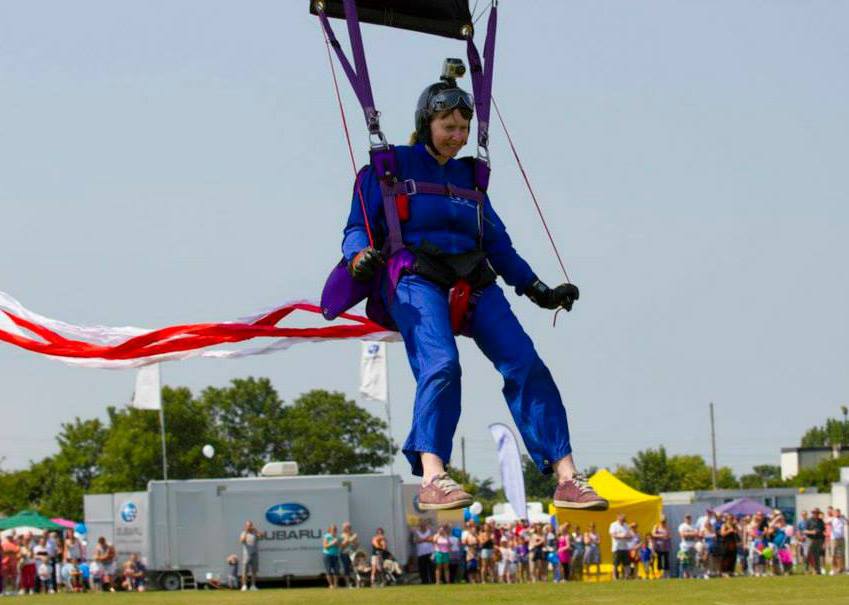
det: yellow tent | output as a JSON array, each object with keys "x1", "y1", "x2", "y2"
[{"x1": 549, "y1": 469, "x2": 661, "y2": 578}]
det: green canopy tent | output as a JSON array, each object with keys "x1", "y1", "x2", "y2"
[{"x1": 0, "y1": 510, "x2": 64, "y2": 532}]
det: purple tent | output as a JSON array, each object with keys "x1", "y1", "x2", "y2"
[{"x1": 714, "y1": 498, "x2": 773, "y2": 517}]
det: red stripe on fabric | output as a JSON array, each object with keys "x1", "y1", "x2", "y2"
[{"x1": 0, "y1": 303, "x2": 387, "y2": 361}]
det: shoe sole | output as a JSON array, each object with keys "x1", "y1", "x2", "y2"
[
  {"x1": 553, "y1": 499, "x2": 609, "y2": 511},
  {"x1": 418, "y1": 498, "x2": 474, "y2": 511}
]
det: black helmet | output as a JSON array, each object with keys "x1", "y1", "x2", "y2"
[{"x1": 414, "y1": 66, "x2": 474, "y2": 147}]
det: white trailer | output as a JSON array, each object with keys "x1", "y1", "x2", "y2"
[{"x1": 85, "y1": 473, "x2": 407, "y2": 590}]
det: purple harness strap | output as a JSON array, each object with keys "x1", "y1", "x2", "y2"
[{"x1": 390, "y1": 180, "x2": 485, "y2": 204}]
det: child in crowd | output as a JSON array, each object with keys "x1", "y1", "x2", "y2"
[
  {"x1": 226, "y1": 554, "x2": 240, "y2": 589},
  {"x1": 514, "y1": 534, "x2": 529, "y2": 583},
  {"x1": 497, "y1": 537, "x2": 514, "y2": 584},
  {"x1": 639, "y1": 535, "x2": 653, "y2": 579}
]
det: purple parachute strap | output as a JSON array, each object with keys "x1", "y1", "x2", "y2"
[
  {"x1": 466, "y1": 4, "x2": 497, "y2": 152},
  {"x1": 316, "y1": 0, "x2": 380, "y2": 134}
]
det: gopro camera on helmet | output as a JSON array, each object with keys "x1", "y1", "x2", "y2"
[{"x1": 441, "y1": 58, "x2": 466, "y2": 83}]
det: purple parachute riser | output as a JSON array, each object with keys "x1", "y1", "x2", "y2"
[
  {"x1": 317, "y1": 2, "x2": 378, "y2": 130},
  {"x1": 467, "y1": 4, "x2": 497, "y2": 152}
]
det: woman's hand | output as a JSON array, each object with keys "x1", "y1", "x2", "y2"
[
  {"x1": 525, "y1": 279, "x2": 580, "y2": 311},
  {"x1": 347, "y1": 247, "x2": 384, "y2": 282}
]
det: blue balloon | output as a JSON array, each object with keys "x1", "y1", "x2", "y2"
[
  {"x1": 452, "y1": 527, "x2": 462, "y2": 538},
  {"x1": 463, "y1": 508, "x2": 471, "y2": 521},
  {"x1": 75, "y1": 523, "x2": 87, "y2": 535},
  {"x1": 473, "y1": 515, "x2": 481, "y2": 525}
]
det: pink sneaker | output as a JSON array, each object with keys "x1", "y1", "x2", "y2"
[
  {"x1": 417, "y1": 473, "x2": 473, "y2": 510},
  {"x1": 553, "y1": 473, "x2": 608, "y2": 510}
]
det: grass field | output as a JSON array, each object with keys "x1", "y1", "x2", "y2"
[{"x1": 13, "y1": 576, "x2": 849, "y2": 605}]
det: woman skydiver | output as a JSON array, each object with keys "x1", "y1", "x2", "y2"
[{"x1": 341, "y1": 67, "x2": 607, "y2": 512}]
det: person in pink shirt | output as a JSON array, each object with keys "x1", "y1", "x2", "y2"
[
  {"x1": 1, "y1": 534, "x2": 20, "y2": 596},
  {"x1": 433, "y1": 525, "x2": 452, "y2": 584},
  {"x1": 557, "y1": 524, "x2": 572, "y2": 582}
]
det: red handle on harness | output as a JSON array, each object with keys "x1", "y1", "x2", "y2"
[
  {"x1": 395, "y1": 193, "x2": 410, "y2": 222},
  {"x1": 449, "y1": 279, "x2": 473, "y2": 335}
]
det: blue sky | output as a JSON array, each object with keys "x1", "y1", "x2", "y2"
[{"x1": 1, "y1": 1, "x2": 847, "y2": 485}]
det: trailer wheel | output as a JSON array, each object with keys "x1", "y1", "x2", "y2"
[{"x1": 159, "y1": 571, "x2": 182, "y2": 591}]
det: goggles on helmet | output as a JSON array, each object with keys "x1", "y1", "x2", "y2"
[{"x1": 429, "y1": 88, "x2": 474, "y2": 114}]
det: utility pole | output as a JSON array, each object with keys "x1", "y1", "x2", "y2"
[
  {"x1": 461, "y1": 436, "x2": 467, "y2": 475},
  {"x1": 710, "y1": 402, "x2": 718, "y2": 490}
]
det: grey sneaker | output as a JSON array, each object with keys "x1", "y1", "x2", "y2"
[
  {"x1": 418, "y1": 473, "x2": 473, "y2": 510},
  {"x1": 553, "y1": 473, "x2": 608, "y2": 511}
]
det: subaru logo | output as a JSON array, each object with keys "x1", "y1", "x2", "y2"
[
  {"x1": 120, "y1": 502, "x2": 138, "y2": 524},
  {"x1": 265, "y1": 503, "x2": 310, "y2": 526}
]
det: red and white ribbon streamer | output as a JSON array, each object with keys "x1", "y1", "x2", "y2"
[{"x1": 0, "y1": 291, "x2": 398, "y2": 369}]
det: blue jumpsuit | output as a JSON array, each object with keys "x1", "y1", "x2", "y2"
[{"x1": 342, "y1": 143, "x2": 572, "y2": 477}]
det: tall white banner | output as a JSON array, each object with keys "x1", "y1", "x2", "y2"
[
  {"x1": 131, "y1": 363, "x2": 162, "y2": 410},
  {"x1": 489, "y1": 423, "x2": 527, "y2": 519},
  {"x1": 359, "y1": 342, "x2": 387, "y2": 403}
]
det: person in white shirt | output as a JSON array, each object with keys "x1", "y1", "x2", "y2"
[
  {"x1": 830, "y1": 509, "x2": 846, "y2": 574},
  {"x1": 413, "y1": 520, "x2": 435, "y2": 584},
  {"x1": 678, "y1": 514, "x2": 699, "y2": 579},
  {"x1": 609, "y1": 514, "x2": 632, "y2": 580}
]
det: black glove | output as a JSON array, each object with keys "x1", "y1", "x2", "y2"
[
  {"x1": 347, "y1": 247, "x2": 384, "y2": 282},
  {"x1": 525, "y1": 279, "x2": 580, "y2": 311}
]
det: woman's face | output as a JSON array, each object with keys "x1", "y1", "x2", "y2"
[{"x1": 429, "y1": 109, "x2": 470, "y2": 159}]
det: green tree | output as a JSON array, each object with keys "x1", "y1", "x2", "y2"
[
  {"x1": 93, "y1": 386, "x2": 223, "y2": 492},
  {"x1": 789, "y1": 454, "x2": 849, "y2": 493},
  {"x1": 0, "y1": 458, "x2": 83, "y2": 519},
  {"x1": 801, "y1": 417, "x2": 849, "y2": 448},
  {"x1": 54, "y1": 417, "x2": 108, "y2": 490},
  {"x1": 739, "y1": 464, "x2": 784, "y2": 489},
  {"x1": 615, "y1": 447, "x2": 738, "y2": 493},
  {"x1": 279, "y1": 390, "x2": 395, "y2": 474},
  {"x1": 522, "y1": 454, "x2": 557, "y2": 499},
  {"x1": 201, "y1": 377, "x2": 289, "y2": 476}
]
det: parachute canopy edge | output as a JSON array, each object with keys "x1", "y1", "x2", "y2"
[{"x1": 310, "y1": 0, "x2": 475, "y2": 40}]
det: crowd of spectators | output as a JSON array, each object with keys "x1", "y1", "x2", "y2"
[
  {"x1": 0, "y1": 530, "x2": 145, "y2": 596},
  {"x1": 6, "y1": 506, "x2": 845, "y2": 594},
  {"x1": 670, "y1": 506, "x2": 847, "y2": 579},
  {"x1": 323, "y1": 507, "x2": 849, "y2": 588}
]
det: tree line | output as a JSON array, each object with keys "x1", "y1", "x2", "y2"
[{"x1": 2, "y1": 381, "x2": 846, "y2": 520}]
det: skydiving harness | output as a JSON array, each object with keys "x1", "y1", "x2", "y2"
[{"x1": 315, "y1": 0, "x2": 571, "y2": 331}]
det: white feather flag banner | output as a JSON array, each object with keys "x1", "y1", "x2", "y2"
[
  {"x1": 489, "y1": 422, "x2": 528, "y2": 520},
  {"x1": 131, "y1": 363, "x2": 162, "y2": 410},
  {"x1": 359, "y1": 341, "x2": 388, "y2": 402}
]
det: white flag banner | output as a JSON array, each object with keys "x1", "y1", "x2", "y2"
[
  {"x1": 359, "y1": 341, "x2": 387, "y2": 402},
  {"x1": 131, "y1": 363, "x2": 162, "y2": 410},
  {"x1": 489, "y1": 422, "x2": 527, "y2": 519}
]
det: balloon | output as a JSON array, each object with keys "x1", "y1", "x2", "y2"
[
  {"x1": 469, "y1": 501, "x2": 483, "y2": 516},
  {"x1": 473, "y1": 515, "x2": 481, "y2": 525},
  {"x1": 463, "y1": 508, "x2": 471, "y2": 522},
  {"x1": 202, "y1": 444, "x2": 215, "y2": 459},
  {"x1": 75, "y1": 523, "x2": 87, "y2": 535}
]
